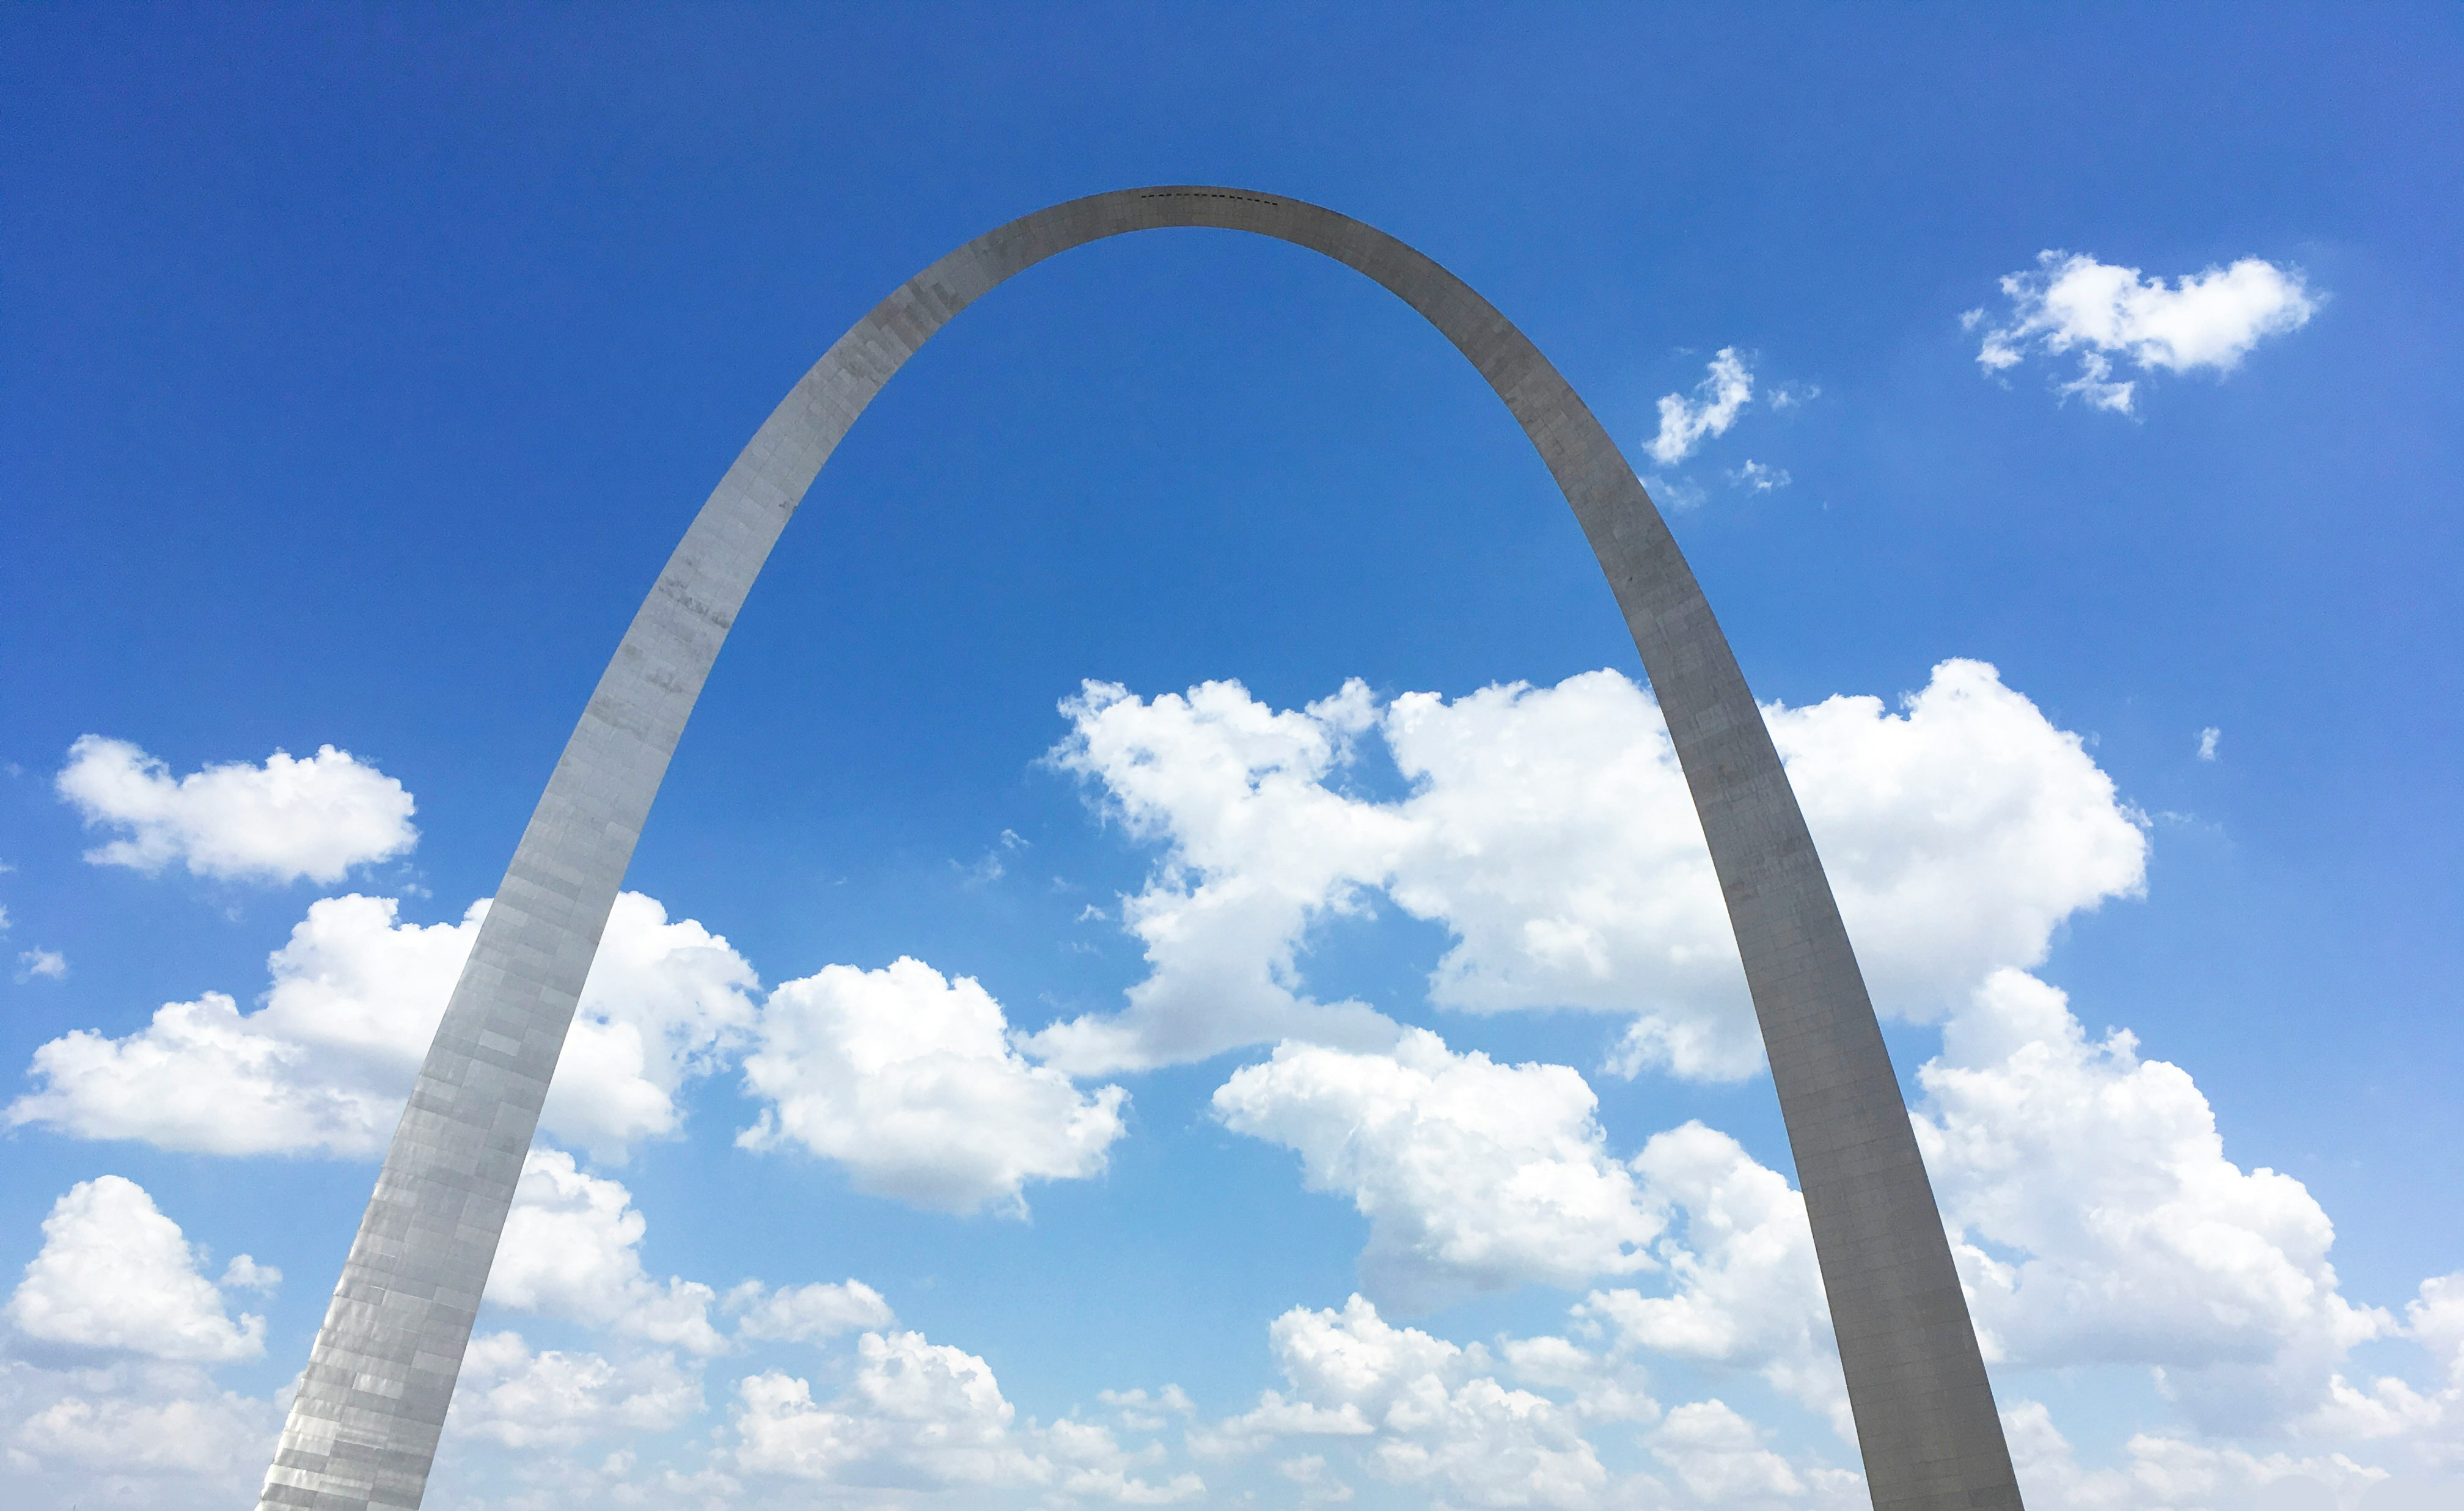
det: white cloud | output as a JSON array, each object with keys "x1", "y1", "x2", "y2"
[
  {"x1": 444, "y1": 1331, "x2": 702, "y2": 1450},
  {"x1": 733, "y1": 1329, "x2": 1200, "y2": 1501},
  {"x1": 1727, "y1": 460, "x2": 1790, "y2": 492},
  {"x1": 1026, "y1": 679, "x2": 1409, "y2": 1075},
  {"x1": 6, "y1": 1366, "x2": 277, "y2": 1482},
  {"x1": 4, "y1": 1176, "x2": 263, "y2": 1363},
  {"x1": 1099, "y1": 1385, "x2": 1195, "y2": 1435},
  {"x1": 1648, "y1": 349, "x2": 1754, "y2": 466},
  {"x1": 1917, "y1": 968, "x2": 2390, "y2": 1432},
  {"x1": 1044, "y1": 1414, "x2": 1208, "y2": 1506},
  {"x1": 1199, "y1": 1297, "x2": 1610, "y2": 1510},
  {"x1": 1560, "y1": 967, "x2": 2413, "y2": 1447},
  {"x1": 2001, "y1": 1399, "x2": 2388, "y2": 1511},
  {"x1": 485, "y1": 1150, "x2": 725, "y2": 1355},
  {"x1": 7, "y1": 890, "x2": 758, "y2": 1163},
  {"x1": 0, "y1": 1191, "x2": 283, "y2": 1500},
  {"x1": 1646, "y1": 473, "x2": 1709, "y2": 512},
  {"x1": 1278, "y1": 1452, "x2": 1354, "y2": 1502},
  {"x1": 2322, "y1": 1273, "x2": 2464, "y2": 1470},
  {"x1": 1034, "y1": 660, "x2": 2143, "y2": 1080},
  {"x1": 1582, "y1": 1121, "x2": 1847, "y2": 1435},
  {"x1": 2408, "y1": 1275, "x2": 2464, "y2": 1395},
  {"x1": 1212, "y1": 1029, "x2": 1661, "y2": 1309},
  {"x1": 738, "y1": 956, "x2": 1129, "y2": 1216},
  {"x1": 2198, "y1": 726, "x2": 2222, "y2": 761},
  {"x1": 2058, "y1": 352, "x2": 2138, "y2": 413},
  {"x1": 726, "y1": 1279, "x2": 896, "y2": 1344},
  {"x1": 1366, "y1": 1375, "x2": 1612, "y2": 1510},
  {"x1": 735, "y1": 1345, "x2": 997, "y2": 1485},
  {"x1": 545, "y1": 893, "x2": 762, "y2": 1160},
  {"x1": 1759, "y1": 659, "x2": 2146, "y2": 1031},
  {"x1": 56, "y1": 735, "x2": 417, "y2": 884},
  {"x1": 13, "y1": 948, "x2": 65, "y2": 982},
  {"x1": 1971, "y1": 251, "x2": 2319, "y2": 414},
  {"x1": 1497, "y1": 1335, "x2": 1659, "y2": 1427},
  {"x1": 217, "y1": 1255, "x2": 279, "y2": 1293},
  {"x1": 1191, "y1": 1297, "x2": 1887, "y2": 1510},
  {"x1": 1648, "y1": 1399, "x2": 1811, "y2": 1506}
]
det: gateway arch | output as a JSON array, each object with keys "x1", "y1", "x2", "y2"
[{"x1": 260, "y1": 188, "x2": 2024, "y2": 1511}]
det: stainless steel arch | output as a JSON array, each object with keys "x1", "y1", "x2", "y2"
[{"x1": 261, "y1": 187, "x2": 2022, "y2": 1511}]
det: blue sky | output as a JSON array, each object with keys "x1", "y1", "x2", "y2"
[{"x1": 2, "y1": 6, "x2": 2459, "y2": 1509}]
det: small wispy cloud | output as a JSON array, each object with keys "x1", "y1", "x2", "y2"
[
  {"x1": 16, "y1": 948, "x2": 67, "y2": 982},
  {"x1": 1968, "y1": 251, "x2": 2319, "y2": 414},
  {"x1": 955, "y1": 830, "x2": 1029, "y2": 890},
  {"x1": 1728, "y1": 460, "x2": 1791, "y2": 492},
  {"x1": 2196, "y1": 727, "x2": 2221, "y2": 762},
  {"x1": 1646, "y1": 348, "x2": 1753, "y2": 465},
  {"x1": 1643, "y1": 474, "x2": 1707, "y2": 512},
  {"x1": 1766, "y1": 381, "x2": 1820, "y2": 411}
]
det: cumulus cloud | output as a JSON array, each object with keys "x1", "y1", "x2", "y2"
[
  {"x1": 1197, "y1": 1296, "x2": 1611, "y2": 1510},
  {"x1": 1918, "y1": 969, "x2": 2389, "y2": 1432},
  {"x1": 2001, "y1": 1399, "x2": 2387, "y2": 1511},
  {"x1": 486, "y1": 1150, "x2": 726, "y2": 1355},
  {"x1": 1648, "y1": 349, "x2": 1754, "y2": 466},
  {"x1": 738, "y1": 956, "x2": 1129, "y2": 1216},
  {"x1": 2325, "y1": 1273, "x2": 2464, "y2": 1469},
  {"x1": 733, "y1": 1334, "x2": 1025, "y2": 1488},
  {"x1": 56, "y1": 736, "x2": 417, "y2": 884},
  {"x1": 1033, "y1": 660, "x2": 2143, "y2": 1080},
  {"x1": 7, "y1": 890, "x2": 758, "y2": 1163},
  {"x1": 1188, "y1": 1294, "x2": 1916, "y2": 1510},
  {"x1": 1557, "y1": 967, "x2": 2414, "y2": 1449},
  {"x1": 0, "y1": 1184, "x2": 284, "y2": 1499},
  {"x1": 1194, "y1": 1254, "x2": 2438, "y2": 1509},
  {"x1": 445, "y1": 1331, "x2": 702, "y2": 1449},
  {"x1": 1582, "y1": 1121, "x2": 1847, "y2": 1435},
  {"x1": 6, "y1": 1367, "x2": 278, "y2": 1485},
  {"x1": 733, "y1": 1329, "x2": 1201, "y2": 1502},
  {"x1": 1027, "y1": 679, "x2": 1410, "y2": 1075},
  {"x1": 1969, "y1": 251, "x2": 2319, "y2": 413},
  {"x1": 2198, "y1": 726, "x2": 2222, "y2": 761},
  {"x1": 1495, "y1": 1335, "x2": 1659, "y2": 1428},
  {"x1": 727, "y1": 1278, "x2": 896, "y2": 1344},
  {"x1": 1759, "y1": 659, "x2": 2146, "y2": 1026},
  {"x1": 11, "y1": 896, "x2": 1132, "y2": 1226},
  {"x1": 4, "y1": 1176, "x2": 263, "y2": 1363},
  {"x1": 1213, "y1": 1029, "x2": 1660, "y2": 1309},
  {"x1": 1648, "y1": 1399, "x2": 1839, "y2": 1507}
]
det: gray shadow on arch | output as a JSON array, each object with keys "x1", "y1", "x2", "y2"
[{"x1": 259, "y1": 187, "x2": 2024, "y2": 1511}]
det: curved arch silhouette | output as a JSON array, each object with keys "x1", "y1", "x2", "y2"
[{"x1": 261, "y1": 188, "x2": 2021, "y2": 1511}]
